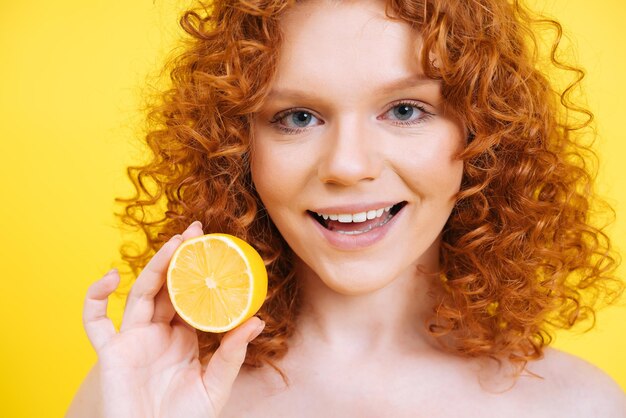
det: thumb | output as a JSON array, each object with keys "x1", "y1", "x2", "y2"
[{"x1": 202, "y1": 317, "x2": 265, "y2": 411}]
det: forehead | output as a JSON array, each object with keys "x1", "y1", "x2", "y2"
[{"x1": 273, "y1": 0, "x2": 433, "y2": 99}]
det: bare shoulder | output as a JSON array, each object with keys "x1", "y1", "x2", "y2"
[{"x1": 521, "y1": 347, "x2": 626, "y2": 417}]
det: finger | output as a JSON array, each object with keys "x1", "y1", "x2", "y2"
[
  {"x1": 120, "y1": 233, "x2": 183, "y2": 331},
  {"x1": 202, "y1": 317, "x2": 265, "y2": 411},
  {"x1": 83, "y1": 269, "x2": 120, "y2": 352},
  {"x1": 151, "y1": 220, "x2": 204, "y2": 324},
  {"x1": 182, "y1": 220, "x2": 204, "y2": 241},
  {"x1": 121, "y1": 220, "x2": 204, "y2": 330},
  {"x1": 152, "y1": 284, "x2": 176, "y2": 324}
]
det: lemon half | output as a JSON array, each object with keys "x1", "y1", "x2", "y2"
[{"x1": 167, "y1": 233, "x2": 267, "y2": 333}]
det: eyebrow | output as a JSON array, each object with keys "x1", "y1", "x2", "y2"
[{"x1": 266, "y1": 74, "x2": 434, "y2": 101}]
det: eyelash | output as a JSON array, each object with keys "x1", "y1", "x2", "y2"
[
  {"x1": 269, "y1": 100, "x2": 433, "y2": 135},
  {"x1": 269, "y1": 109, "x2": 322, "y2": 135}
]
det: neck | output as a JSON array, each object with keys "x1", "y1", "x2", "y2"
[{"x1": 291, "y1": 255, "x2": 442, "y2": 358}]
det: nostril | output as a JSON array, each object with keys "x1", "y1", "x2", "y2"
[{"x1": 316, "y1": 143, "x2": 383, "y2": 186}]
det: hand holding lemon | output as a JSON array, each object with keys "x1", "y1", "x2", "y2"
[{"x1": 82, "y1": 221, "x2": 267, "y2": 418}]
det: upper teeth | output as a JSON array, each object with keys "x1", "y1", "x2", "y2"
[{"x1": 315, "y1": 205, "x2": 393, "y2": 223}]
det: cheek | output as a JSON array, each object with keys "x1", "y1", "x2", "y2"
[
  {"x1": 250, "y1": 136, "x2": 308, "y2": 211},
  {"x1": 394, "y1": 128, "x2": 464, "y2": 196},
  {"x1": 250, "y1": 145, "x2": 268, "y2": 195},
  {"x1": 250, "y1": 143, "x2": 279, "y2": 208}
]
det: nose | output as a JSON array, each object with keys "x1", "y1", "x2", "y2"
[{"x1": 317, "y1": 116, "x2": 383, "y2": 186}]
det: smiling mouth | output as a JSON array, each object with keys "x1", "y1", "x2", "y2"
[{"x1": 307, "y1": 201, "x2": 407, "y2": 235}]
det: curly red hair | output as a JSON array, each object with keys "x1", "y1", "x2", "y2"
[{"x1": 115, "y1": 0, "x2": 624, "y2": 382}]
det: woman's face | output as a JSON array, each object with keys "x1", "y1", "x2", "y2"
[{"x1": 251, "y1": 0, "x2": 465, "y2": 295}]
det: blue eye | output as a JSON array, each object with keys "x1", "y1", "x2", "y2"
[
  {"x1": 392, "y1": 104, "x2": 415, "y2": 120},
  {"x1": 382, "y1": 101, "x2": 431, "y2": 125},
  {"x1": 288, "y1": 111, "x2": 316, "y2": 127},
  {"x1": 270, "y1": 109, "x2": 322, "y2": 134}
]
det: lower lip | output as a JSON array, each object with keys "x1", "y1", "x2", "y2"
[{"x1": 309, "y1": 207, "x2": 405, "y2": 250}]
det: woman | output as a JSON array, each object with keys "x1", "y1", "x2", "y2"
[{"x1": 68, "y1": 0, "x2": 626, "y2": 416}]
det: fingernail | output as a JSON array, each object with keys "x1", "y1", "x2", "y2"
[
  {"x1": 247, "y1": 321, "x2": 265, "y2": 343},
  {"x1": 190, "y1": 220, "x2": 203, "y2": 229},
  {"x1": 106, "y1": 268, "x2": 118, "y2": 275}
]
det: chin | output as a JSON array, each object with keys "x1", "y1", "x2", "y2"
[{"x1": 315, "y1": 265, "x2": 399, "y2": 296}]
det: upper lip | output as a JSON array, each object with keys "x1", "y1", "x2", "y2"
[{"x1": 308, "y1": 201, "x2": 403, "y2": 215}]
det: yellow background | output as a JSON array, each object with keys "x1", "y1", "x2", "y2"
[{"x1": 0, "y1": 1, "x2": 624, "y2": 416}]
